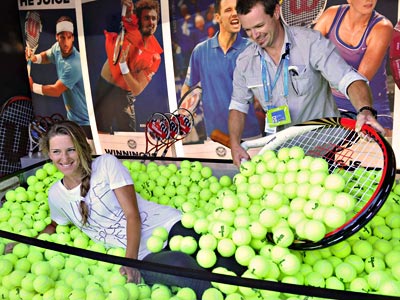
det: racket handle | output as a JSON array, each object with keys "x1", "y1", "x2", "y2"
[
  {"x1": 210, "y1": 129, "x2": 231, "y2": 148},
  {"x1": 27, "y1": 60, "x2": 32, "y2": 77},
  {"x1": 122, "y1": 4, "x2": 127, "y2": 17}
]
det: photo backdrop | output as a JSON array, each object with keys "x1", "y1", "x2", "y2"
[{"x1": 17, "y1": 0, "x2": 399, "y2": 160}]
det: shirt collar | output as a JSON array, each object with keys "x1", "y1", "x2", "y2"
[{"x1": 211, "y1": 31, "x2": 243, "y2": 50}]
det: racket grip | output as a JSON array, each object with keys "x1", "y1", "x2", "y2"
[
  {"x1": 27, "y1": 60, "x2": 32, "y2": 77},
  {"x1": 210, "y1": 129, "x2": 231, "y2": 148},
  {"x1": 122, "y1": 4, "x2": 127, "y2": 17}
]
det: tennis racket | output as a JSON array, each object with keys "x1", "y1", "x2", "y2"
[
  {"x1": 24, "y1": 11, "x2": 42, "y2": 76},
  {"x1": 178, "y1": 85, "x2": 202, "y2": 115},
  {"x1": 0, "y1": 96, "x2": 34, "y2": 177},
  {"x1": 211, "y1": 117, "x2": 396, "y2": 250},
  {"x1": 280, "y1": 0, "x2": 327, "y2": 28},
  {"x1": 113, "y1": 4, "x2": 127, "y2": 65}
]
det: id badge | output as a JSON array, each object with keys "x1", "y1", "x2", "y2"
[{"x1": 266, "y1": 105, "x2": 291, "y2": 127}]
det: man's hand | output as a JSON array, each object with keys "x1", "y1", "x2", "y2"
[
  {"x1": 231, "y1": 144, "x2": 250, "y2": 168},
  {"x1": 120, "y1": 265, "x2": 142, "y2": 283},
  {"x1": 355, "y1": 111, "x2": 385, "y2": 136},
  {"x1": 29, "y1": 76, "x2": 34, "y2": 91}
]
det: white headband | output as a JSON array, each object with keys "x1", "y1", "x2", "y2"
[{"x1": 56, "y1": 21, "x2": 74, "y2": 34}]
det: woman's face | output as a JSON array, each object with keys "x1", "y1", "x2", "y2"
[
  {"x1": 348, "y1": 0, "x2": 377, "y2": 14},
  {"x1": 48, "y1": 134, "x2": 81, "y2": 178}
]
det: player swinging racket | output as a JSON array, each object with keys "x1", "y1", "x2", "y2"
[
  {"x1": 94, "y1": 0, "x2": 163, "y2": 133},
  {"x1": 228, "y1": 0, "x2": 384, "y2": 167},
  {"x1": 26, "y1": 16, "x2": 91, "y2": 139}
]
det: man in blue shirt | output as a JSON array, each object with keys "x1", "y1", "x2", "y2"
[
  {"x1": 27, "y1": 16, "x2": 91, "y2": 138},
  {"x1": 181, "y1": 0, "x2": 262, "y2": 141}
]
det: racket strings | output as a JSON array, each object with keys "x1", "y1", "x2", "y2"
[
  {"x1": 281, "y1": 0, "x2": 326, "y2": 27},
  {"x1": 145, "y1": 110, "x2": 194, "y2": 157},
  {"x1": 25, "y1": 12, "x2": 41, "y2": 47},
  {"x1": 275, "y1": 125, "x2": 384, "y2": 210}
]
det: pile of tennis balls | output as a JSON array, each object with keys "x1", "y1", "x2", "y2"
[{"x1": 0, "y1": 151, "x2": 398, "y2": 300}]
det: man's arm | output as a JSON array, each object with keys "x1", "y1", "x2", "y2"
[
  {"x1": 228, "y1": 109, "x2": 249, "y2": 167},
  {"x1": 347, "y1": 80, "x2": 385, "y2": 134},
  {"x1": 29, "y1": 77, "x2": 68, "y2": 97}
]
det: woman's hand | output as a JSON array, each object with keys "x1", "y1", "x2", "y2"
[{"x1": 120, "y1": 265, "x2": 142, "y2": 283}]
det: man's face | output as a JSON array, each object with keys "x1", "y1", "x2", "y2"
[
  {"x1": 215, "y1": 0, "x2": 241, "y2": 34},
  {"x1": 239, "y1": 3, "x2": 279, "y2": 49},
  {"x1": 140, "y1": 9, "x2": 158, "y2": 37},
  {"x1": 57, "y1": 31, "x2": 74, "y2": 57}
]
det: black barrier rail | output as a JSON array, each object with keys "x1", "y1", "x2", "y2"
[{"x1": 1, "y1": 230, "x2": 400, "y2": 300}]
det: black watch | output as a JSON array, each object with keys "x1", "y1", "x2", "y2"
[{"x1": 358, "y1": 106, "x2": 377, "y2": 118}]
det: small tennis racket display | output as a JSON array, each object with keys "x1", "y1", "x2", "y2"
[
  {"x1": 24, "y1": 11, "x2": 42, "y2": 76},
  {"x1": 280, "y1": 0, "x2": 327, "y2": 28},
  {"x1": 0, "y1": 96, "x2": 34, "y2": 177},
  {"x1": 145, "y1": 110, "x2": 193, "y2": 157},
  {"x1": 211, "y1": 117, "x2": 396, "y2": 250},
  {"x1": 113, "y1": 4, "x2": 127, "y2": 65},
  {"x1": 178, "y1": 85, "x2": 202, "y2": 115}
]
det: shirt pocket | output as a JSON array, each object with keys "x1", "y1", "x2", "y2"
[
  {"x1": 290, "y1": 65, "x2": 313, "y2": 96},
  {"x1": 246, "y1": 76, "x2": 264, "y2": 102}
]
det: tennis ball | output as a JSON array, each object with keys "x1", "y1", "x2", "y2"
[
  {"x1": 304, "y1": 271, "x2": 325, "y2": 288},
  {"x1": 277, "y1": 147, "x2": 291, "y2": 162},
  {"x1": 108, "y1": 286, "x2": 129, "y2": 300},
  {"x1": 33, "y1": 274, "x2": 54, "y2": 294},
  {"x1": 202, "y1": 288, "x2": 224, "y2": 300},
  {"x1": 146, "y1": 236, "x2": 164, "y2": 253},
  {"x1": 349, "y1": 277, "x2": 370, "y2": 293},
  {"x1": 364, "y1": 256, "x2": 386, "y2": 273},
  {"x1": 168, "y1": 235, "x2": 183, "y2": 251},
  {"x1": 335, "y1": 262, "x2": 357, "y2": 283},
  {"x1": 330, "y1": 241, "x2": 352, "y2": 259},
  {"x1": 313, "y1": 259, "x2": 333, "y2": 279},
  {"x1": 248, "y1": 255, "x2": 270, "y2": 278},
  {"x1": 352, "y1": 240, "x2": 373, "y2": 259},
  {"x1": 0, "y1": 259, "x2": 13, "y2": 277},
  {"x1": 309, "y1": 170, "x2": 328, "y2": 185},
  {"x1": 273, "y1": 226, "x2": 294, "y2": 247},
  {"x1": 325, "y1": 276, "x2": 345, "y2": 290},
  {"x1": 176, "y1": 287, "x2": 197, "y2": 300},
  {"x1": 196, "y1": 249, "x2": 217, "y2": 269},
  {"x1": 309, "y1": 157, "x2": 329, "y2": 172},
  {"x1": 344, "y1": 254, "x2": 365, "y2": 274},
  {"x1": 235, "y1": 245, "x2": 256, "y2": 266},
  {"x1": 323, "y1": 206, "x2": 347, "y2": 228},
  {"x1": 217, "y1": 238, "x2": 236, "y2": 257},
  {"x1": 179, "y1": 236, "x2": 197, "y2": 255},
  {"x1": 303, "y1": 219, "x2": 326, "y2": 242},
  {"x1": 279, "y1": 253, "x2": 301, "y2": 276},
  {"x1": 324, "y1": 173, "x2": 346, "y2": 192},
  {"x1": 239, "y1": 161, "x2": 256, "y2": 177},
  {"x1": 231, "y1": 227, "x2": 252, "y2": 246}
]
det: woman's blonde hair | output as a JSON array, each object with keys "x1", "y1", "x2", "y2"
[{"x1": 40, "y1": 120, "x2": 92, "y2": 225}]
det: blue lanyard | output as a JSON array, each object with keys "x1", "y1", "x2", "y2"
[{"x1": 261, "y1": 43, "x2": 290, "y2": 105}]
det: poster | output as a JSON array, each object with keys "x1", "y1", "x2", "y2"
[{"x1": 16, "y1": 0, "x2": 400, "y2": 161}]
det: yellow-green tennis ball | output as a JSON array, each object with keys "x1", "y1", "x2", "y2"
[
  {"x1": 151, "y1": 284, "x2": 171, "y2": 300},
  {"x1": 323, "y1": 206, "x2": 347, "y2": 228},
  {"x1": 272, "y1": 226, "x2": 294, "y2": 247},
  {"x1": 333, "y1": 192, "x2": 356, "y2": 212},
  {"x1": 309, "y1": 157, "x2": 329, "y2": 172},
  {"x1": 324, "y1": 173, "x2": 346, "y2": 192},
  {"x1": 364, "y1": 256, "x2": 386, "y2": 273},
  {"x1": 176, "y1": 287, "x2": 197, "y2": 300},
  {"x1": 349, "y1": 277, "x2": 370, "y2": 293},
  {"x1": 289, "y1": 146, "x2": 305, "y2": 160},
  {"x1": 367, "y1": 270, "x2": 390, "y2": 290},
  {"x1": 330, "y1": 241, "x2": 352, "y2": 259},
  {"x1": 335, "y1": 262, "x2": 357, "y2": 283},
  {"x1": 373, "y1": 225, "x2": 392, "y2": 240},
  {"x1": 352, "y1": 240, "x2": 373, "y2": 259},
  {"x1": 344, "y1": 254, "x2": 365, "y2": 274},
  {"x1": 304, "y1": 271, "x2": 325, "y2": 288},
  {"x1": 201, "y1": 288, "x2": 224, "y2": 300},
  {"x1": 313, "y1": 259, "x2": 334, "y2": 279},
  {"x1": 374, "y1": 239, "x2": 392, "y2": 255},
  {"x1": 196, "y1": 249, "x2": 217, "y2": 269},
  {"x1": 168, "y1": 235, "x2": 183, "y2": 251},
  {"x1": 234, "y1": 245, "x2": 256, "y2": 267},
  {"x1": 179, "y1": 236, "x2": 197, "y2": 255},
  {"x1": 146, "y1": 236, "x2": 164, "y2": 253},
  {"x1": 35, "y1": 169, "x2": 48, "y2": 181},
  {"x1": 279, "y1": 253, "x2": 301, "y2": 276},
  {"x1": 325, "y1": 276, "x2": 345, "y2": 290},
  {"x1": 248, "y1": 255, "x2": 270, "y2": 278}
]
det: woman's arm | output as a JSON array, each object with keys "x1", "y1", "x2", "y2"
[
  {"x1": 114, "y1": 184, "x2": 142, "y2": 283},
  {"x1": 359, "y1": 19, "x2": 393, "y2": 81}
]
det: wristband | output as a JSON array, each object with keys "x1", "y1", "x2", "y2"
[
  {"x1": 34, "y1": 54, "x2": 42, "y2": 64},
  {"x1": 32, "y1": 83, "x2": 44, "y2": 95},
  {"x1": 119, "y1": 62, "x2": 130, "y2": 75},
  {"x1": 358, "y1": 106, "x2": 377, "y2": 118}
]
